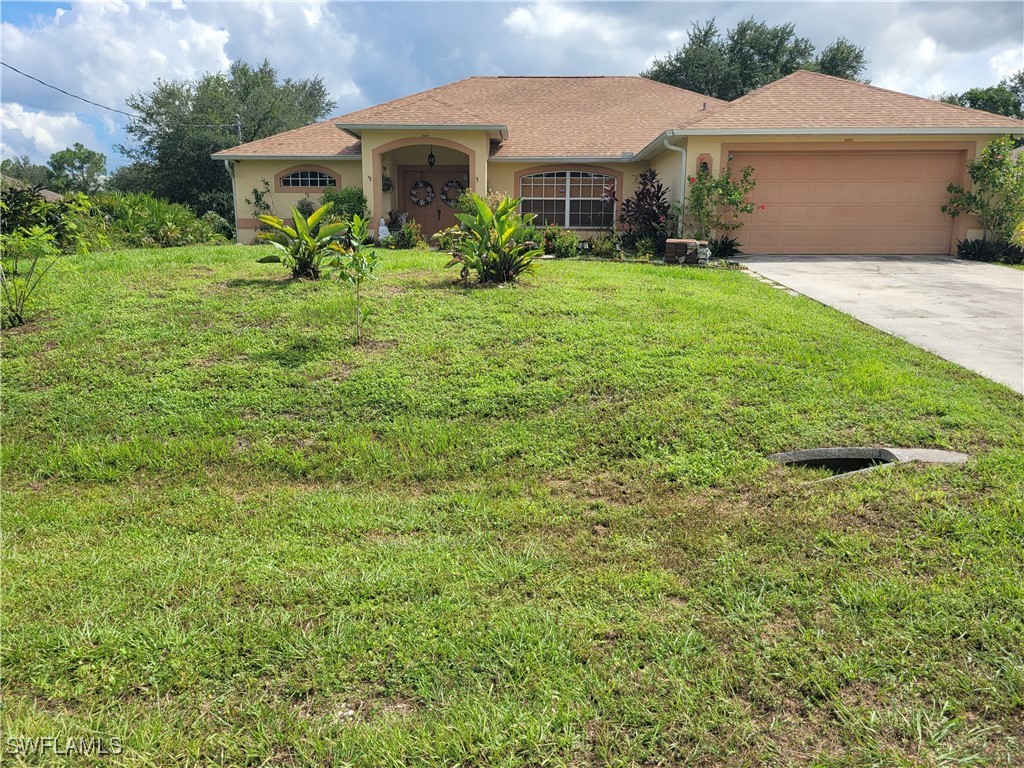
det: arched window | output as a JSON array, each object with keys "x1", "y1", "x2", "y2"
[
  {"x1": 519, "y1": 170, "x2": 615, "y2": 228},
  {"x1": 279, "y1": 169, "x2": 337, "y2": 188}
]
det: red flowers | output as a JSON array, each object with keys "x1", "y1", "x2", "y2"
[
  {"x1": 688, "y1": 176, "x2": 696, "y2": 183},
  {"x1": 759, "y1": 204, "x2": 766, "y2": 210}
]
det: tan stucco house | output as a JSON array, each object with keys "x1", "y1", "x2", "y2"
[{"x1": 213, "y1": 70, "x2": 1024, "y2": 255}]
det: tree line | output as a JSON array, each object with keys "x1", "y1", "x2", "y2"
[{"x1": 2, "y1": 25, "x2": 1020, "y2": 228}]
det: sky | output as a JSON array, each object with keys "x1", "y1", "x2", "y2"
[{"x1": 1, "y1": 0, "x2": 1022, "y2": 170}]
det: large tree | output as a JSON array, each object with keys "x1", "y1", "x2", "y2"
[
  {"x1": 938, "y1": 69, "x2": 1024, "y2": 119},
  {"x1": 1, "y1": 155, "x2": 53, "y2": 188},
  {"x1": 47, "y1": 142, "x2": 107, "y2": 194},
  {"x1": 642, "y1": 18, "x2": 868, "y2": 101},
  {"x1": 118, "y1": 59, "x2": 336, "y2": 219}
]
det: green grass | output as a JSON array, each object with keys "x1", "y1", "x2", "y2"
[{"x1": 3, "y1": 246, "x2": 1022, "y2": 767}]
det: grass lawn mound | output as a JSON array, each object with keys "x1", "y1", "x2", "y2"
[{"x1": 3, "y1": 246, "x2": 1022, "y2": 766}]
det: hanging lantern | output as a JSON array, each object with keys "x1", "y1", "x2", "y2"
[{"x1": 427, "y1": 146, "x2": 436, "y2": 168}]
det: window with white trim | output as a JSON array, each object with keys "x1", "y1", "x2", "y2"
[
  {"x1": 280, "y1": 170, "x2": 337, "y2": 188},
  {"x1": 519, "y1": 171, "x2": 615, "y2": 228}
]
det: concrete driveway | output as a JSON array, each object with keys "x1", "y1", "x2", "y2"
[{"x1": 738, "y1": 255, "x2": 1024, "y2": 394}]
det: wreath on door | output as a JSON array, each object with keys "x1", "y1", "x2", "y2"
[
  {"x1": 409, "y1": 179, "x2": 435, "y2": 207},
  {"x1": 440, "y1": 180, "x2": 466, "y2": 208}
]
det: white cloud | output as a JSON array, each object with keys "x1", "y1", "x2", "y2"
[
  {"x1": 0, "y1": 103, "x2": 99, "y2": 158},
  {"x1": 990, "y1": 47, "x2": 1024, "y2": 79}
]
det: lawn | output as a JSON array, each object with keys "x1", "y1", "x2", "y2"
[{"x1": 2, "y1": 246, "x2": 1022, "y2": 767}]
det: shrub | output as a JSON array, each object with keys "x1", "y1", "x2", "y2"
[
  {"x1": 957, "y1": 238, "x2": 1024, "y2": 265},
  {"x1": 256, "y1": 204, "x2": 348, "y2": 279},
  {"x1": 550, "y1": 228, "x2": 579, "y2": 259},
  {"x1": 943, "y1": 136, "x2": 1024, "y2": 244},
  {"x1": 457, "y1": 189, "x2": 506, "y2": 216},
  {"x1": 0, "y1": 227, "x2": 60, "y2": 328},
  {"x1": 684, "y1": 164, "x2": 757, "y2": 240},
  {"x1": 709, "y1": 235, "x2": 743, "y2": 259},
  {"x1": 447, "y1": 194, "x2": 541, "y2": 285},
  {"x1": 387, "y1": 221, "x2": 426, "y2": 250},
  {"x1": 91, "y1": 192, "x2": 226, "y2": 249},
  {"x1": 606, "y1": 169, "x2": 670, "y2": 256},
  {"x1": 295, "y1": 197, "x2": 316, "y2": 219},
  {"x1": 1, "y1": 181, "x2": 101, "y2": 253},
  {"x1": 321, "y1": 186, "x2": 368, "y2": 221},
  {"x1": 587, "y1": 234, "x2": 618, "y2": 259}
]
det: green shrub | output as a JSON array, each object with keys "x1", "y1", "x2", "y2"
[
  {"x1": 683, "y1": 164, "x2": 758, "y2": 240},
  {"x1": 91, "y1": 192, "x2": 226, "y2": 249},
  {"x1": 295, "y1": 197, "x2": 316, "y2": 219},
  {"x1": 550, "y1": 228, "x2": 579, "y2": 259},
  {"x1": 709, "y1": 235, "x2": 743, "y2": 259},
  {"x1": 321, "y1": 186, "x2": 368, "y2": 221},
  {"x1": 588, "y1": 234, "x2": 618, "y2": 259},
  {"x1": 256, "y1": 204, "x2": 348, "y2": 279},
  {"x1": 1, "y1": 182, "x2": 101, "y2": 253},
  {"x1": 957, "y1": 238, "x2": 1024, "y2": 265},
  {"x1": 0, "y1": 227, "x2": 60, "y2": 328},
  {"x1": 447, "y1": 194, "x2": 541, "y2": 284},
  {"x1": 943, "y1": 136, "x2": 1024, "y2": 243},
  {"x1": 390, "y1": 221, "x2": 426, "y2": 250}
]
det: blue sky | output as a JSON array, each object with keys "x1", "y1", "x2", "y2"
[{"x1": 2, "y1": 1, "x2": 1022, "y2": 171}]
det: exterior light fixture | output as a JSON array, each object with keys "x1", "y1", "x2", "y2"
[{"x1": 427, "y1": 146, "x2": 436, "y2": 168}]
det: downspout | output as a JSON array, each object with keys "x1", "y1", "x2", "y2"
[
  {"x1": 662, "y1": 139, "x2": 686, "y2": 237},
  {"x1": 223, "y1": 159, "x2": 238, "y2": 242}
]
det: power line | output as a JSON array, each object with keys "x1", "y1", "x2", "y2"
[
  {"x1": 2, "y1": 61, "x2": 138, "y2": 118},
  {"x1": 1, "y1": 61, "x2": 243, "y2": 133}
]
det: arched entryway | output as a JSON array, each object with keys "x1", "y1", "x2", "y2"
[{"x1": 373, "y1": 137, "x2": 474, "y2": 238}]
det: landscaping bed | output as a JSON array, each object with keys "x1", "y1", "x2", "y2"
[{"x1": 2, "y1": 247, "x2": 1022, "y2": 766}]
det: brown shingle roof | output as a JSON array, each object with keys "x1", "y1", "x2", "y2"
[
  {"x1": 215, "y1": 76, "x2": 726, "y2": 160},
  {"x1": 214, "y1": 71, "x2": 1024, "y2": 161},
  {"x1": 684, "y1": 70, "x2": 1024, "y2": 132},
  {"x1": 213, "y1": 119, "x2": 362, "y2": 158}
]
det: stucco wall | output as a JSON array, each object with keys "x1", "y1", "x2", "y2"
[
  {"x1": 646, "y1": 133, "x2": 1002, "y2": 247},
  {"x1": 360, "y1": 129, "x2": 492, "y2": 227},
  {"x1": 230, "y1": 158, "x2": 361, "y2": 243}
]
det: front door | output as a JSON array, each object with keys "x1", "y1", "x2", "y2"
[{"x1": 399, "y1": 166, "x2": 468, "y2": 237}]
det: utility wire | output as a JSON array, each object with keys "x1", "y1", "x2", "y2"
[
  {"x1": 1, "y1": 61, "x2": 242, "y2": 133},
  {"x1": 2, "y1": 61, "x2": 138, "y2": 117}
]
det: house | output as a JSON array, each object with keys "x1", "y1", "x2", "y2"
[{"x1": 213, "y1": 71, "x2": 1024, "y2": 255}]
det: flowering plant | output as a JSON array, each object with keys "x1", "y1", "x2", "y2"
[{"x1": 682, "y1": 163, "x2": 758, "y2": 239}]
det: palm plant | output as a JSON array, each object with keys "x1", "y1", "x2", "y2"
[
  {"x1": 447, "y1": 194, "x2": 541, "y2": 284},
  {"x1": 256, "y1": 204, "x2": 347, "y2": 279}
]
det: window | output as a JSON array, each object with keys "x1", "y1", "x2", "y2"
[
  {"x1": 519, "y1": 170, "x2": 615, "y2": 228},
  {"x1": 279, "y1": 169, "x2": 336, "y2": 188}
]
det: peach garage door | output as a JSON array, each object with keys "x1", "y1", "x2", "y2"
[{"x1": 729, "y1": 150, "x2": 964, "y2": 254}]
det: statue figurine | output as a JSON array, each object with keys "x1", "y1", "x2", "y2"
[{"x1": 378, "y1": 217, "x2": 390, "y2": 240}]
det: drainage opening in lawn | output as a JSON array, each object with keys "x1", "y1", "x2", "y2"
[{"x1": 769, "y1": 447, "x2": 969, "y2": 481}]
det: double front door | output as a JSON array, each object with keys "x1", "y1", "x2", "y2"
[{"x1": 399, "y1": 166, "x2": 469, "y2": 237}]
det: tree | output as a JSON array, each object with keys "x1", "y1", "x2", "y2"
[
  {"x1": 105, "y1": 162, "x2": 155, "y2": 195},
  {"x1": 1, "y1": 155, "x2": 53, "y2": 188},
  {"x1": 938, "y1": 69, "x2": 1023, "y2": 119},
  {"x1": 118, "y1": 59, "x2": 335, "y2": 220},
  {"x1": 812, "y1": 37, "x2": 869, "y2": 81},
  {"x1": 642, "y1": 18, "x2": 868, "y2": 100},
  {"x1": 47, "y1": 143, "x2": 106, "y2": 194},
  {"x1": 942, "y1": 136, "x2": 1024, "y2": 243}
]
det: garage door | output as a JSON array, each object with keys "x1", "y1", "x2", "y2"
[{"x1": 729, "y1": 150, "x2": 964, "y2": 255}]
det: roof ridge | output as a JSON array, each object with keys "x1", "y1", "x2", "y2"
[{"x1": 683, "y1": 70, "x2": 806, "y2": 128}]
